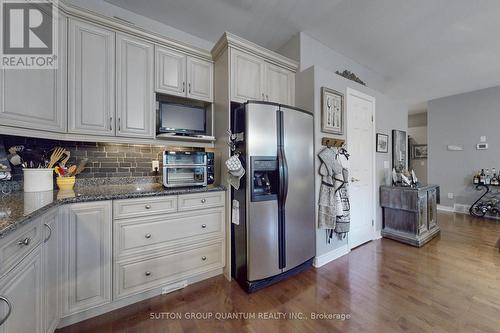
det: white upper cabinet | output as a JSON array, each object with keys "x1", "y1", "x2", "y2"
[
  {"x1": 187, "y1": 57, "x2": 213, "y2": 102},
  {"x1": 155, "y1": 46, "x2": 213, "y2": 102},
  {"x1": 229, "y1": 48, "x2": 295, "y2": 105},
  {"x1": 230, "y1": 49, "x2": 265, "y2": 103},
  {"x1": 68, "y1": 19, "x2": 115, "y2": 136},
  {"x1": 116, "y1": 34, "x2": 155, "y2": 138},
  {"x1": 155, "y1": 46, "x2": 187, "y2": 97},
  {"x1": 0, "y1": 14, "x2": 67, "y2": 133},
  {"x1": 265, "y1": 63, "x2": 295, "y2": 106}
]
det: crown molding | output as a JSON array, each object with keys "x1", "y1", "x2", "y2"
[
  {"x1": 56, "y1": 0, "x2": 212, "y2": 61},
  {"x1": 211, "y1": 32, "x2": 299, "y2": 72}
]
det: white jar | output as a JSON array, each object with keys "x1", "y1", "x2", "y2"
[{"x1": 23, "y1": 168, "x2": 54, "y2": 192}]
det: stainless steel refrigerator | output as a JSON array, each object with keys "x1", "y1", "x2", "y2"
[{"x1": 231, "y1": 101, "x2": 315, "y2": 292}]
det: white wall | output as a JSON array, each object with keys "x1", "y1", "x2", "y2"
[
  {"x1": 280, "y1": 33, "x2": 389, "y2": 93},
  {"x1": 65, "y1": 0, "x2": 214, "y2": 50},
  {"x1": 428, "y1": 85, "x2": 500, "y2": 208},
  {"x1": 296, "y1": 66, "x2": 407, "y2": 257},
  {"x1": 408, "y1": 126, "x2": 428, "y2": 183}
]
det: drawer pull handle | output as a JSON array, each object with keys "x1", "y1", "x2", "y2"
[
  {"x1": 145, "y1": 271, "x2": 151, "y2": 276},
  {"x1": 145, "y1": 233, "x2": 152, "y2": 239},
  {"x1": 201, "y1": 224, "x2": 207, "y2": 229},
  {"x1": 145, "y1": 205, "x2": 152, "y2": 209},
  {"x1": 18, "y1": 237, "x2": 31, "y2": 246},
  {"x1": 201, "y1": 199, "x2": 206, "y2": 204},
  {"x1": 201, "y1": 256, "x2": 207, "y2": 261},
  {"x1": 43, "y1": 223, "x2": 52, "y2": 243},
  {"x1": 0, "y1": 296, "x2": 12, "y2": 326}
]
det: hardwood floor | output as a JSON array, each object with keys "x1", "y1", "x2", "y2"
[{"x1": 58, "y1": 212, "x2": 500, "y2": 333}]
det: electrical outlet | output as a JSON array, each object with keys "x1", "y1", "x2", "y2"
[
  {"x1": 447, "y1": 193, "x2": 454, "y2": 199},
  {"x1": 152, "y1": 160, "x2": 160, "y2": 172}
]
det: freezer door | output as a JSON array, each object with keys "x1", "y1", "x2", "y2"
[
  {"x1": 282, "y1": 107, "x2": 315, "y2": 271},
  {"x1": 246, "y1": 102, "x2": 281, "y2": 281}
]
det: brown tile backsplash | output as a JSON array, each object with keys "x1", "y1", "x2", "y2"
[{"x1": 2, "y1": 135, "x2": 200, "y2": 181}]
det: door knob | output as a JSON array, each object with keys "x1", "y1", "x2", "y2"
[
  {"x1": 145, "y1": 204, "x2": 151, "y2": 209},
  {"x1": 201, "y1": 199, "x2": 206, "y2": 203},
  {"x1": 145, "y1": 233, "x2": 152, "y2": 239},
  {"x1": 145, "y1": 271, "x2": 151, "y2": 276},
  {"x1": 351, "y1": 177, "x2": 360, "y2": 182}
]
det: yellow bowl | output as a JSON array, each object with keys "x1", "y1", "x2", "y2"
[{"x1": 56, "y1": 176, "x2": 76, "y2": 191}]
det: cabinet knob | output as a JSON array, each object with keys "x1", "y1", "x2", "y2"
[
  {"x1": 201, "y1": 224, "x2": 207, "y2": 229},
  {"x1": 201, "y1": 256, "x2": 207, "y2": 261},
  {"x1": 201, "y1": 199, "x2": 206, "y2": 204},
  {"x1": 145, "y1": 271, "x2": 151, "y2": 276},
  {"x1": 145, "y1": 233, "x2": 152, "y2": 239},
  {"x1": 18, "y1": 237, "x2": 31, "y2": 246},
  {"x1": 145, "y1": 204, "x2": 151, "y2": 209}
]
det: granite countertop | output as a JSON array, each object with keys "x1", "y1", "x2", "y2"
[{"x1": 0, "y1": 183, "x2": 226, "y2": 239}]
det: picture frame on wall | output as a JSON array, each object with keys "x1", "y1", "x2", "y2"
[
  {"x1": 412, "y1": 144, "x2": 428, "y2": 159},
  {"x1": 392, "y1": 129, "x2": 407, "y2": 171},
  {"x1": 321, "y1": 87, "x2": 344, "y2": 135},
  {"x1": 376, "y1": 133, "x2": 389, "y2": 153}
]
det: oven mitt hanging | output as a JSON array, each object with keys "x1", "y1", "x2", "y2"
[{"x1": 225, "y1": 154, "x2": 245, "y2": 190}]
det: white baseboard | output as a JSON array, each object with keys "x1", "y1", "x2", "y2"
[
  {"x1": 437, "y1": 204, "x2": 454, "y2": 212},
  {"x1": 313, "y1": 244, "x2": 350, "y2": 268},
  {"x1": 374, "y1": 230, "x2": 382, "y2": 240}
]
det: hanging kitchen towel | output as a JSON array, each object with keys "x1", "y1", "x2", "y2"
[
  {"x1": 335, "y1": 155, "x2": 351, "y2": 238},
  {"x1": 317, "y1": 147, "x2": 344, "y2": 230},
  {"x1": 231, "y1": 199, "x2": 240, "y2": 225},
  {"x1": 225, "y1": 154, "x2": 245, "y2": 190}
]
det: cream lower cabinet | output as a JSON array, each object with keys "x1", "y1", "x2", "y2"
[
  {"x1": 0, "y1": 246, "x2": 43, "y2": 333},
  {"x1": 42, "y1": 209, "x2": 60, "y2": 333},
  {"x1": 62, "y1": 201, "x2": 112, "y2": 316},
  {"x1": 113, "y1": 192, "x2": 225, "y2": 299}
]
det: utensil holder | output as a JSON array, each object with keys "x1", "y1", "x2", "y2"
[
  {"x1": 56, "y1": 176, "x2": 76, "y2": 190},
  {"x1": 23, "y1": 168, "x2": 53, "y2": 192}
]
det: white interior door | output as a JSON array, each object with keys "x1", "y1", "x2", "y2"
[{"x1": 347, "y1": 88, "x2": 375, "y2": 249}]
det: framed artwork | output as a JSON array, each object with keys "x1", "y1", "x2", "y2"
[
  {"x1": 412, "y1": 144, "x2": 428, "y2": 159},
  {"x1": 321, "y1": 87, "x2": 344, "y2": 135},
  {"x1": 392, "y1": 130, "x2": 407, "y2": 171},
  {"x1": 376, "y1": 133, "x2": 389, "y2": 153}
]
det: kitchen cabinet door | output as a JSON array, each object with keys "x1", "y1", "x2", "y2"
[
  {"x1": 155, "y1": 46, "x2": 187, "y2": 97},
  {"x1": 0, "y1": 14, "x2": 67, "y2": 133},
  {"x1": 187, "y1": 57, "x2": 213, "y2": 102},
  {"x1": 42, "y1": 209, "x2": 59, "y2": 333},
  {"x1": 68, "y1": 19, "x2": 115, "y2": 136},
  {"x1": 230, "y1": 49, "x2": 265, "y2": 103},
  {"x1": 63, "y1": 201, "x2": 112, "y2": 316},
  {"x1": 0, "y1": 246, "x2": 43, "y2": 333},
  {"x1": 116, "y1": 34, "x2": 155, "y2": 138},
  {"x1": 265, "y1": 63, "x2": 295, "y2": 105}
]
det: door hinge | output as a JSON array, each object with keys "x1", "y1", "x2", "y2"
[
  {"x1": 371, "y1": 115, "x2": 374, "y2": 122},
  {"x1": 372, "y1": 219, "x2": 374, "y2": 226}
]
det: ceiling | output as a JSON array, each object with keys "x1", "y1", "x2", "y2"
[{"x1": 104, "y1": 0, "x2": 500, "y2": 106}]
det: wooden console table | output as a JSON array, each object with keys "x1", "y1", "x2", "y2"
[{"x1": 380, "y1": 185, "x2": 440, "y2": 247}]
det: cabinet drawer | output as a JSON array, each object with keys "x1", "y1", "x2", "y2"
[
  {"x1": 114, "y1": 208, "x2": 224, "y2": 257},
  {"x1": 114, "y1": 241, "x2": 224, "y2": 298},
  {"x1": 113, "y1": 196, "x2": 178, "y2": 219},
  {"x1": 178, "y1": 191, "x2": 225, "y2": 212},
  {"x1": 0, "y1": 218, "x2": 43, "y2": 277}
]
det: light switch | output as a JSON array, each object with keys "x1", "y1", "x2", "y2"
[{"x1": 480, "y1": 136, "x2": 487, "y2": 142}]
